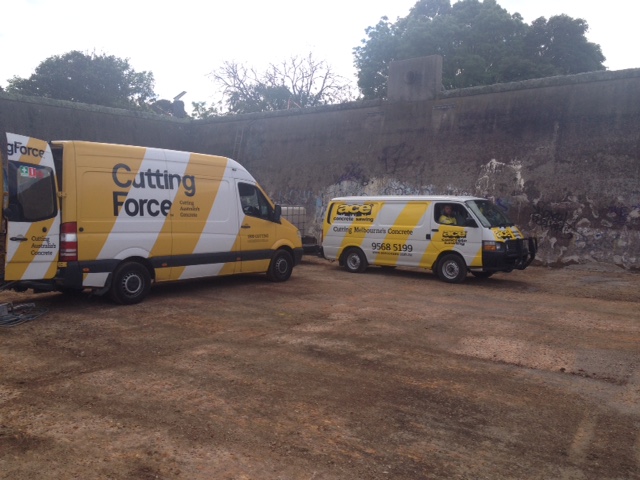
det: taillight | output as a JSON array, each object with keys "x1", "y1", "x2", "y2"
[{"x1": 60, "y1": 222, "x2": 78, "y2": 262}]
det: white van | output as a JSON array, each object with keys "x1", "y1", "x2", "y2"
[
  {"x1": 1, "y1": 133, "x2": 303, "y2": 304},
  {"x1": 322, "y1": 195, "x2": 536, "y2": 282}
]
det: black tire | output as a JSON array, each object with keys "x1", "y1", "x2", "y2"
[
  {"x1": 343, "y1": 248, "x2": 368, "y2": 273},
  {"x1": 436, "y1": 253, "x2": 467, "y2": 283},
  {"x1": 471, "y1": 271, "x2": 494, "y2": 279},
  {"x1": 109, "y1": 261, "x2": 152, "y2": 305},
  {"x1": 267, "y1": 250, "x2": 293, "y2": 282}
]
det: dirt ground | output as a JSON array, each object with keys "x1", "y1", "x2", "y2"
[{"x1": 1, "y1": 256, "x2": 639, "y2": 480}]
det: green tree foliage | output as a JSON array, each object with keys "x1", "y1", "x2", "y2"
[
  {"x1": 191, "y1": 100, "x2": 221, "y2": 120},
  {"x1": 210, "y1": 54, "x2": 355, "y2": 114},
  {"x1": 6, "y1": 51, "x2": 157, "y2": 109},
  {"x1": 524, "y1": 15, "x2": 605, "y2": 75},
  {"x1": 354, "y1": 0, "x2": 606, "y2": 98}
]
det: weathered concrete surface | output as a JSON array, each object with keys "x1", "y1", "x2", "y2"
[
  {"x1": 0, "y1": 92, "x2": 191, "y2": 150},
  {"x1": 1, "y1": 258, "x2": 639, "y2": 479},
  {"x1": 1, "y1": 66, "x2": 639, "y2": 269},
  {"x1": 194, "y1": 69, "x2": 640, "y2": 271},
  {"x1": 388, "y1": 55, "x2": 443, "y2": 101}
]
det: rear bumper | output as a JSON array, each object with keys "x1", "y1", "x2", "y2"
[{"x1": 56, "y1": 262, "x2": 84, "y2": 289}]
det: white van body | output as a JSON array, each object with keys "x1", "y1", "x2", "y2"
[
  {"x1": 322, "y1": 195, "x2": 536, "y2": 282},
  {"x1": 1, "y1": 133, "x2": 303, "y2": 304}
]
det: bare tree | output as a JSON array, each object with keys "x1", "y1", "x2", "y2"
[{"x1": 210, "y1": 53, "x2": 355, "y2": 114}]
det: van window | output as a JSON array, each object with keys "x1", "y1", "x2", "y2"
[
  {"x1": 466, "y1": 200, "x2": 514, "y2": 228},
  {"x1": 435, "y1": 203, "x2": 465, "y2": 226},
  {"x1": 6, "y1": 162, "x2": 58, "y2": 222},
  {"x1": 238, "y1": 182, "x2": 273, "y2": 221}
]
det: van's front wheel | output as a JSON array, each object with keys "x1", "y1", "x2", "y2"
[
  {"x1": 343, "y1": 248, "x2": 368, "y2": 273},
  {"x1": 267, "y1": 250, "x2": 293, "y2": 282},
  {"x1": 109, "y1": 261, "x2": 151, "y2": 305},
  {"x1": 436, "y1": 254, "x2": 467, "y2": 283}
]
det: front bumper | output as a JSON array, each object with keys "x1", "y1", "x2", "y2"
[{"x1": 482, "y1": 237, "x2": 537, "y2": 272}]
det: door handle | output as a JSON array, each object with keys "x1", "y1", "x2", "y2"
[
  {"x1": 431, "y1": 228, "x2": 439, "y2": 232},
  {"x1": 241, "y1": 225, "x2": 251, "y2": 229},
  {"x1": 10, "y1": 235, "x2": 28, "y2": 242}
]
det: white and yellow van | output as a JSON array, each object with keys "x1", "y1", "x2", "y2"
[
  {"x1": 0, "y1": 133, "x2": 303, "y2": 304},
  {"x1": 322, "y1": 195, "x2": 536, "y2": 282}
]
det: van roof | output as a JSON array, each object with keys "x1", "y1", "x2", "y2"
[
  {"x1": 329, "y1": 195, "x2": 485, "y2": 202},
  {"x1": 51, "y1": 139, "x2": 246, "y2": 171}
]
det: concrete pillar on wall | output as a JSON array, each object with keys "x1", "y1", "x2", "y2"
[{"x1": 387, "y1": 55, "x2": 443, "y2": 102}]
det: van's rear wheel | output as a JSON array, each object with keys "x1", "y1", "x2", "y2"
[
  {"x1": 267, "y1": 250, "x2": 293, "y2": 282},
  {"x1": 343, "y1": 248, "x2": 367, "y2": 273},
  {"x1": 109, "y1": 261, "x2": 151, "y2": 305},
  {"x1": 436, "y1": 254, "x2": 467, "y2": 283}
]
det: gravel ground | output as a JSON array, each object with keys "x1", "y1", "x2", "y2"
[{"x1": 1, "y1": 256, "x2": 639, "y2": 480}]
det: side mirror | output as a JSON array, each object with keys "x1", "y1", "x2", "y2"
[{"x1": 273, "y1": 204, "x2": 282, "y2": 223}]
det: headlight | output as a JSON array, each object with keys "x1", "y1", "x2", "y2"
[{"x1": 483, "y1": 241, "x2": 504, "y2": 252}]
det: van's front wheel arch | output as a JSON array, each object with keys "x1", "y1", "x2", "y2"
[
  {"x1": 267, "y1": 249, "x2": 294, "y2": 282},
  {"x1": 435, "y1": 253, "x2": 467, "y2": 283},
  {"x1": 109, "y1": 261, "x2": 152, "y2": 305},
  {"x1": 342, "y1": 247, "x2": 368, "y2": 273}
]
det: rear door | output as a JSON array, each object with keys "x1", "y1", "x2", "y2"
[{"x1": 3, "y1": 133, "x2": 60, "y2": 280}]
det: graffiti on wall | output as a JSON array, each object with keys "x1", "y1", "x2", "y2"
[
  {"x1": 606, "y1": 203, "x2": 640, "y2": 226},
  {"x1": 475, "y1": 159, "x2": 525, "y2": 198},
  {"x1": 475, "y1": 158, "x2": 638, "y2": 269},
  {"x1": 379, "y1": 143, "x2": 421, "y2": 175},
  {"x1": 381, "y1": 179, "x2": 427, "y2": 196},
  {"x1": 530, "y1": 204, "x2": 574, "y2": 239},
  {"x1": 335, "y1": 162, "x2": 369, "y2": 185},
  {"x1": 524, "y1": 195, "x2": 640, "y2": 269},
  {"x1": 278, "y1": 153, "x2": 640, "y2": 270}
]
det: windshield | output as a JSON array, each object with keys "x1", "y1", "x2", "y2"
[{"x1": 466, "y1": 200, "x2": 514, "y2": 228}]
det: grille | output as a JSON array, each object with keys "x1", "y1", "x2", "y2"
[{"x1": 505, "y1": 239, "x2": 527, "y2": 255}]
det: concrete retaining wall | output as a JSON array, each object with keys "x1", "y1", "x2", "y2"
[{"x1": 1, "y1": 65, "x2": 639, "y2": 270}]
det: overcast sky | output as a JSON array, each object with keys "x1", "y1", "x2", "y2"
[{"x1": 1, "y1": 0, "x2": 636, "y2": 109}]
